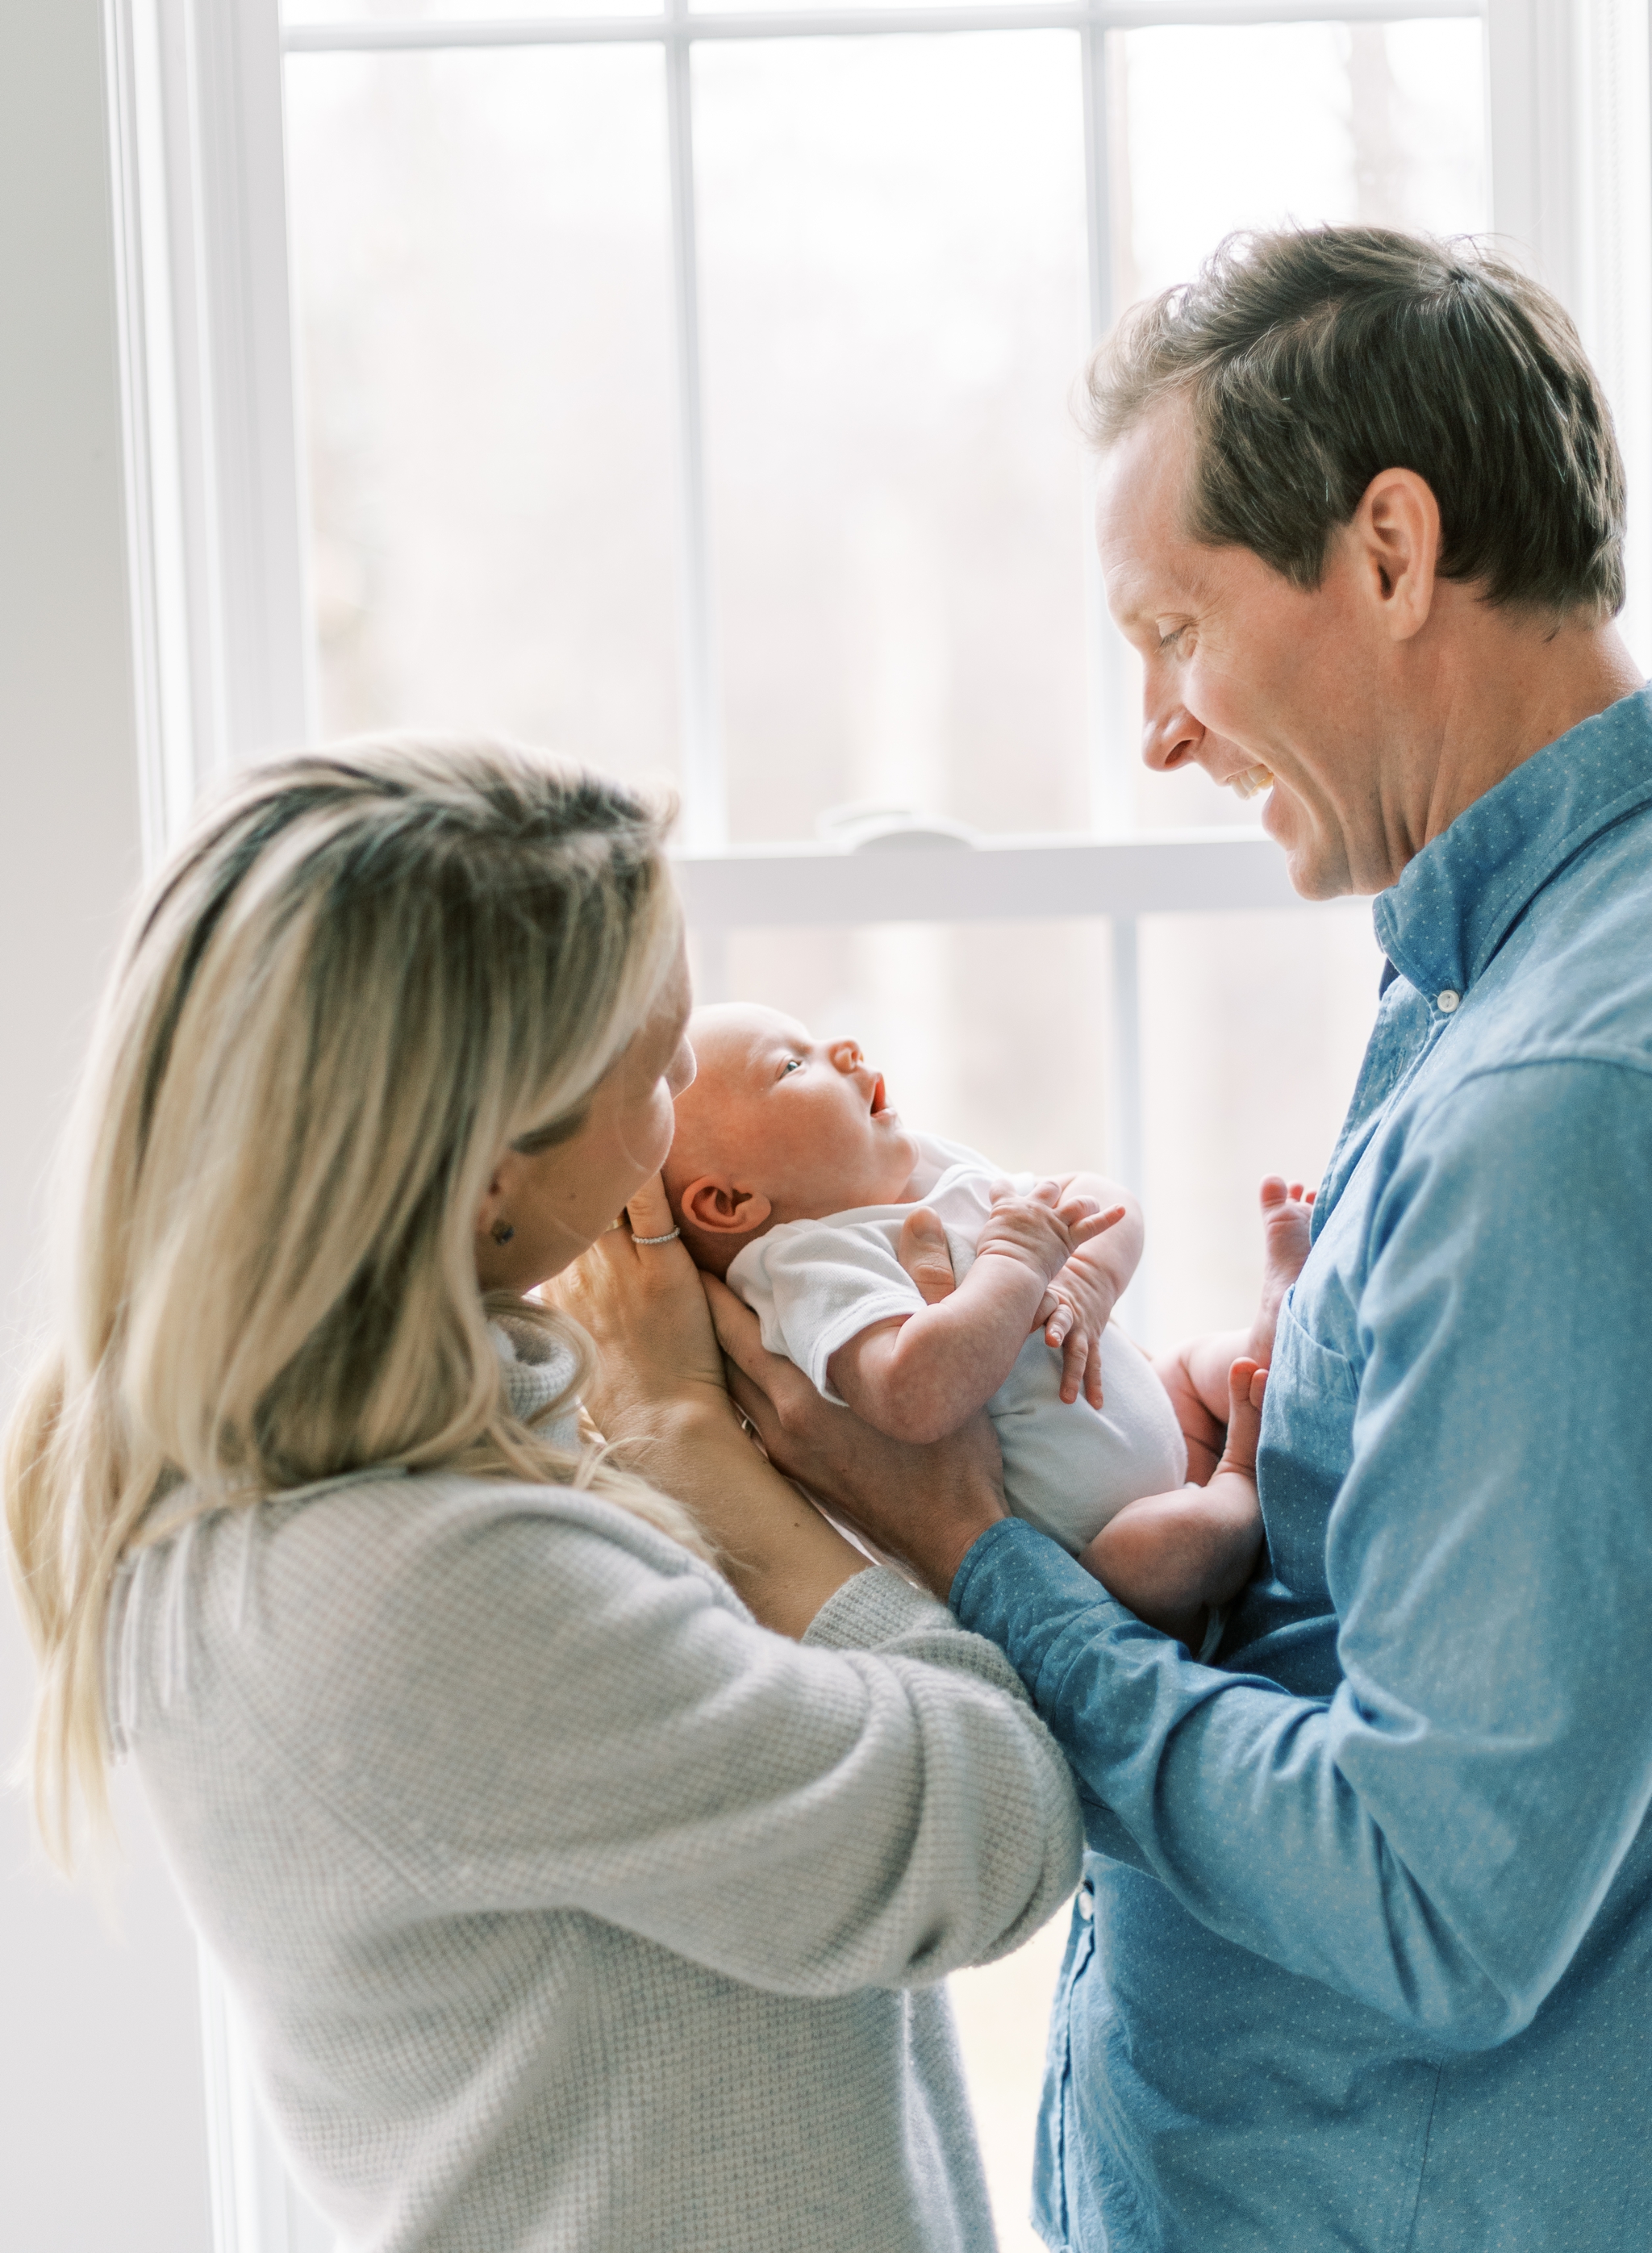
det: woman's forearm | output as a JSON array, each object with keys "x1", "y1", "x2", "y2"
[{"x1": 622, "y1": 1401, "x2": 869, "y2": 1638}]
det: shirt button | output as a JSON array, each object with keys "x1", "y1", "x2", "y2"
[
  {"x1": 1076, "y1": 1888, "x2": 1095, "y2": 1921},
  {"x1": 1437, "y1": 988, "x2": 1461, "y2": 1014}
]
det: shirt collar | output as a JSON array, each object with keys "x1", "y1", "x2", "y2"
[{"x1": 1372, "y1": 682, "x2": 1652, "y2": 1002}]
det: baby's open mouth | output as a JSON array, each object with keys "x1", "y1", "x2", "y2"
[{"x1": 870, "y1": 1074, "x2": 890, "y2": 1116}]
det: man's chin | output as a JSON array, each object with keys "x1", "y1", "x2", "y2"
[{"x1": 1264, "y1": 791, "x2": 1350, "y2": 901}]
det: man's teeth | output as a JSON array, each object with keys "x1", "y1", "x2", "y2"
[{"x1": 1229, "y1": 766, "x2": 1275, "y2": 801}]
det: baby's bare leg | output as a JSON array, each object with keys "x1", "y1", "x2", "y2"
[{"x1": 1079, "y1": 1362, "x2": 1266, "y2": 1649}]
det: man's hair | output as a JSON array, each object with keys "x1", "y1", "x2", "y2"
[{"x1": 1085, "y1": 226, "x2": 1626, "y2": 620}]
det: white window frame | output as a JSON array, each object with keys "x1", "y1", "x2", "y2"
[{"x1": 99, "y1": 3, "x2": 1646, "y2": 2245}]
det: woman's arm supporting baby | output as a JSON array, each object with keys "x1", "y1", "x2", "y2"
[{"x1": 826, "y1": 1182, "x2": 1127, "y2": 1444}]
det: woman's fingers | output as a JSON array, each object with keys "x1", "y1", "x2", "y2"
[{"x1": 624, "y1": 1173, "x2": 681, "y2": 1250}]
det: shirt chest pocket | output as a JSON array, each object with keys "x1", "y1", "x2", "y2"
[{"x1": 1258, "y1": 1298, "x2": 1362, "y2": 1605}]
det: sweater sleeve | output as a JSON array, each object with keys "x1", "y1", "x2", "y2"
[{"x1": 238, "y1": 1481, "x2": 1083, "y2": 1999}]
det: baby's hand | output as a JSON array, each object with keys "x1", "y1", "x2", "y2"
[
  {"x1": 975, "y1": 1179, "x2": 1116, "y2": 1294},
  {"x1": 1037, "y1": 1229, "x2": 1126, "y2": 1408}
]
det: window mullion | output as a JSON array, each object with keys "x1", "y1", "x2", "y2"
[{"x1": 665, "y1": 0, "x2": 728, "y2": 851}]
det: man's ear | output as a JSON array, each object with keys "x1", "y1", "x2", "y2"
[
  {"x1": 679, "y1": 1176, "x2": 773, "y2": 1237},
  {"x1": 1351, "y1": 466, "x2": 1441, "y2": 643}
]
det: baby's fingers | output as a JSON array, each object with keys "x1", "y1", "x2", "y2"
[
  {"x1": 1043, "y1": 1297, "x2": 1074, "y2": 1348},
  {"x1": 1068, "y1": 1203, "x2": 1126, "y2": 1250},
  {"x1": 1058, "y1": 1327, "x2": 1089, "y2": 1405}
]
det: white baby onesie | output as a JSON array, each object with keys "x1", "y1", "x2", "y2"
[{"x1": 727, "y1": 1133, "x2": 1187, "y2": 1554}]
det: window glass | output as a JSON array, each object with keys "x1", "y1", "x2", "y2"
[
  {"x1": 285, "y1": 48, "x2": 681, "y2": 788},
  {"x1": 692, "y1": 33, "x2": 1092, "y2": 845},
  {"x1": 285, "y1": 0, "x2": 659, "y2": 25}
]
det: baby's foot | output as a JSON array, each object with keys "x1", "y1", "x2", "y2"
[
  {"x1": 1215, "y1": 1358, "x2": 1267, "y2": 1481},
  {"x1": 1248, "y1": 1176, "x2": 1314, "y2": 1367}
]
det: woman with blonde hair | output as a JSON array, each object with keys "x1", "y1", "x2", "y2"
[{"x1": 4, "y1": 739, "x2": 1078, "y2": 2253}]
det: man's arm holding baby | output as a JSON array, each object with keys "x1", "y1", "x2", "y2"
[{"x1": 827, "y1": 1185, "x2": 1123, "y2": 1446}]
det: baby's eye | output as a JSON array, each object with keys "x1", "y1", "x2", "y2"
[{"x1": 781, "y1": 1057, "x2": 806, "y2": 1076}]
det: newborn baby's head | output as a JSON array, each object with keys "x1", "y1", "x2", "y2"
[{"x1": 665, "y1": 1004, "x2": 920, "y2": 1276}]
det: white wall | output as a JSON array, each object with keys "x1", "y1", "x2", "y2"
[{"x1": 0, "y1": 3, "x2": 212, "y2": 2246}]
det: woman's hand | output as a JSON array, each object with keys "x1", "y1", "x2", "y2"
[
  {"x1": 549, "y1": 1177, "x2": 869, "y2": 1635},
  {"x1": 706, "y1": 1275, "x2": 1008, "y2": 1600},
  {"x1": 545, "y1": 1176, "x2": 730, "y2": 1445}
]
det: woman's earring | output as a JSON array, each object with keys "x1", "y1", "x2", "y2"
[{"x1": 491, "y1": 1220, "x2": 515, "y2": 1245}]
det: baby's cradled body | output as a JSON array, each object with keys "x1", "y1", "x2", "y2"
[{"x1": 729, "y1": 1134, "x2": 1186, "y2": 1554}]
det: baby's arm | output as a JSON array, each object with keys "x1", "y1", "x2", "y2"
[
  {"x1": 828, "y1": 1188, "x2": 1120, "y2": 1445},
  {"x1": 1080, "y1": 1359, "x2": 1266, "y2": 1650}
]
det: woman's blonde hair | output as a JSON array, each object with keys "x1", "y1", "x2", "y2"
[{"x1": 4, "y1": 737, "x2": 704, "y2": 1866}]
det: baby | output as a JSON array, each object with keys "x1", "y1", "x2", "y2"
[{"x1": 666, "y1": 1004, "x2": 1307, "y2": 1646}]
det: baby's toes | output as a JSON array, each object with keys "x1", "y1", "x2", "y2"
[{"x1": 1260, "y1": 1191, "x2": 1313, "y2": 1286}]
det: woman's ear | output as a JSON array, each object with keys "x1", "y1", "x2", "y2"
[
  {"x1": 474, "y1": 1149, "x2": 522, "y2": 1243},
  {"x1": 679, "y1": 1176, "x2": 773, "y2": 1237}
]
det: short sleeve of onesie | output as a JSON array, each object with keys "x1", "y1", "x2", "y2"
[{"x1": 729, "y1": 1220, "x2": 924, "y2": 1403}]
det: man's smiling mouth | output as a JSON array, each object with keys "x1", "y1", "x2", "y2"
[{"x1": 1229, "y1": 765, "x2": 1275, "y2": 800}]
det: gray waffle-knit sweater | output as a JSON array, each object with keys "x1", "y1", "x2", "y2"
[{"x1": 106, "y1": 1327, "x2": 1083, "y2": 2253}]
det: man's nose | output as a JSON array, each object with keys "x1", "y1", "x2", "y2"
[{"x1": 1142, "y1": 695, "x2": 1207, "y2": 772}]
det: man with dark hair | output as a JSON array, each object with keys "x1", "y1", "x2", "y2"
[{"x1": 717, "y1": 227, "x2": 1652, "y2": 2250}]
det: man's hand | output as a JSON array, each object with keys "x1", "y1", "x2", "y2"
[{"x1": 704, "y1": 1274, "x2": 1008, "y2": 1598}]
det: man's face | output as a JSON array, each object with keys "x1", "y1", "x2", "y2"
[{"x1": 1096, "y1": 398, "x2": 1395, "y2": 899}]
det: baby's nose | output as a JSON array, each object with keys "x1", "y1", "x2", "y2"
[{"x1": 829, "y1": 1038, "x2": 866, "y2": 1074}]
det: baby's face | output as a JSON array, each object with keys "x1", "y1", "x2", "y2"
[{"x1": 665, "y1": 1005, "x2": 920, "y2": 1259}]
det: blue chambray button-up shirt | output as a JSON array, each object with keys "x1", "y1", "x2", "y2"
[{"x1": 953, "y1": 684, "x2": 1652, "y2": 2252}]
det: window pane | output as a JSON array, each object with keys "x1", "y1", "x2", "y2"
[
  {"x1": 693, "y1": 34, "x2": 1092, "y2": 845},
  {"x1": 1104, "y1": 19, "x2": 1489, "y2": 834},
  {"x1": 1139, "y1": 905, "x2": 1382, "y2": 1344},
  {"x1": 284, "y1": 0, "x2": 660, "y2": 26},
  {"x1": 285, "y1": 48, "x2": 681, "y2": 786}
]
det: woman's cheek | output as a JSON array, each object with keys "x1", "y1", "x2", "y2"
[{"x1": 636, "y1": 1084, "x2": 677, "y2": 1180}]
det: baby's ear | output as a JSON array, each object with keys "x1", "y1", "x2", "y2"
[{"x1": 679, "y1": 1176, "x2": 772, "y2": 1237}]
